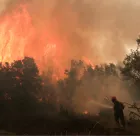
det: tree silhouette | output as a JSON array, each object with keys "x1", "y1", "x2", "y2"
[
  {"x1": 121, "y1": 48, "x2": 140, "y2": 99},
  {"x1": 0, "y1": 57, "x2": 43, "y2": 118}
]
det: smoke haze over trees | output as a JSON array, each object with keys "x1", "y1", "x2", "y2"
[
  {"x1": 0, "y1": 0, "x2": 140, "y2": 136},
  {"x1": 0, "y1": 47, "x2": 139, "y2": 135}
]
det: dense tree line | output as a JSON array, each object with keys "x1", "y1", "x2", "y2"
[{"x1": 0, "y1": 47, "x2": 140, "y2": 121}]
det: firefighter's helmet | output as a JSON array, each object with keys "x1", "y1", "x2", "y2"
[{"x1": 111, "y1": 96, "x2": 117, "y2": 102}]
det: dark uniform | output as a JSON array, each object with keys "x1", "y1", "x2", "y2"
[{"x1": 112, "y1": 97, "x2": 125, "y2": 128}]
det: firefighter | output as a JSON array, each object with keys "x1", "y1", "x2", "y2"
[{"x1": 111, "y1": 96, "x2": 125, "y2": 128}]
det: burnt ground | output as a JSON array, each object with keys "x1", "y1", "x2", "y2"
[{"x1": 0, "y1": 113, "x2": 140, "y2": 136}]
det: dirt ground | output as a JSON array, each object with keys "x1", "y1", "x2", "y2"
[{"x1": 0, "y1": 113, "x2": 140, "y2": 136}]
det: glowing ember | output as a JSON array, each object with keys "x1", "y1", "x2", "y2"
[
  {"x1": 15, "y1": 76, "x2": 20, "y2": 80},
  {"x1": 83, "y1": 110, "x2": 88, "y2": 115}
]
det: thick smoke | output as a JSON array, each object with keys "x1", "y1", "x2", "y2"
[
  {"x1": 72, "y1": 73, "x2": 132, "y2": 115},
  {"x1": 1, "y1": 0, "x2": 140, "y2": 65},
  {"x1": 0, "y1": 0, "x2": 10, "y2": 13},
  {"x1": 0, "y1": 0, "x2": 138, "y2": 115}
]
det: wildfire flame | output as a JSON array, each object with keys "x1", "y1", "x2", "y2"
[
  {"x1": 82, "y1": 57, "x2": 95, "y2": 69},
  {"x1": 0, "y1": 4, "x2": 62, "y2": 77},
  {"x1": 0, "y1": 4, "x2": 95, "y2": 80}
]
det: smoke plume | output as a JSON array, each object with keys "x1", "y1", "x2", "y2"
[
  {"x1": 1, "y1": 0, "x2": 140, "y2": 65},
  {"x1": 0, "y1": 0, "x2": 139, "y2": 116}
]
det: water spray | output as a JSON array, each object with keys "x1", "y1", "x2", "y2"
[{"x1": 88, "y1": 99, "x2": 113, "y2": 109}]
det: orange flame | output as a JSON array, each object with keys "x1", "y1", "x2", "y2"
[
  {"x1": 0, "y1": 4, "x2": 95, "y2": 81},
  {"x1": 82, "y1": 57, "x2": 95, "y2": 69},
  {"x1": 0, "y1": 4, "x2": 65, "y2": 79},
  {"x1": 83, "y1": 110, "x2": 88, "y2": 115}
]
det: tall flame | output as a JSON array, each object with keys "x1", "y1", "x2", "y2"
[
  {"x1": 0, "y1": 4, "x2": 94, "y2": 80},
  {"x1": 0, "y1": 4, "x2": 63, "y2": 78},
  {"x1": 0, "y1": 5, "x2": 29, "y2": 62}
]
